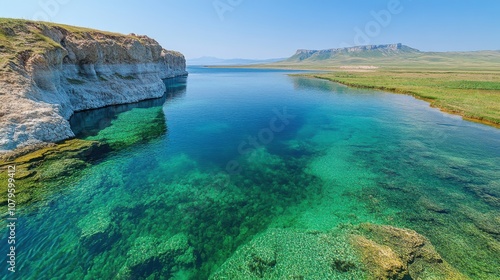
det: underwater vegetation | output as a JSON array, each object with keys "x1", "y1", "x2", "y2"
[{"x1": 1, "y1": 70, "x2": 498, "y2": 279}]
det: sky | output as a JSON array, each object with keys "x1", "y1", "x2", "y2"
[{"x1": 0, "y1": 0, "x2": 499, "y2": 59}]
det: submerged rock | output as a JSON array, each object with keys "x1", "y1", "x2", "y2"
[
  {"x1": 116, "y1": 233, "x2": 195, "y2": 279},
  {"x1": 352, "y1": 223, "x2": 468, "y2": 280},
  {"x1": 459, "y1": 206, "x2": 500, "y2": 241},
  {"x1": 0, "y1": 138, "x2": 109, "y2": 206},
  {"x1": 417, "y1": 197, "x2": 450, "y2": 214},
  {"x1": 464, "y1": 183, "x2": 500, "y2": 208},
  {"x1": 77, "y1": 207, "x2": 122, "y2": 255},
  {"x1": 211, "y1": 228, "x2": 365, "y2": 279},
  {"x1": 351, "y1": 235, "x2": 407, "y2": 279},
  {"x1": 212, "y1": 224, "x2": 467, "y2": 280},
  {"x1": 83, "y1": 106, "x2": 167, "y2": 149}
]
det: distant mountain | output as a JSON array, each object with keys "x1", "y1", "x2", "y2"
[
  {"x1": 272, "y1": 43, "x2": 500, "y2": 70},
  {"x1": 285, "y1": 43, "x2": 419, "y2": 63},
  {"x1": 187, "y1": 56, "x2": 285, "y2": 66}
]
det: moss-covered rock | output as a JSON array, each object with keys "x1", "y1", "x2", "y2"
[
  {"x1": 352, "y1": 224, "x2": 468, "y2": 280},
  {"x1": 0, "y1": 138, "x2": 110, "y2": 206},
  {"x1": 459, "y1": 206, "x2": 500, "y2": 241},
  {"x1": 84, "y1": 106, "x2": 166, "y2": 150},
  {"x1": 351, "y1": 235, "x2": 407, "y2": 280},
  {"x1": 464, "y1": 183, "x2": 500, "y2": 208},
  {"x1": 117, "y1": 233, "x2": 194, "y2": 279},
  {"x1": 211, "y1": 228, "x2": 365, "y2": 279}
]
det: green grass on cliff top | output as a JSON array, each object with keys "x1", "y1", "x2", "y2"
[{"x1": 0, "y1": 18, "x2": 144, "y2": 70}]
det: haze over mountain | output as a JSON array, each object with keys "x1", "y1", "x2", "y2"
[{"x1": 187, "y1": 56, "x2": 285, "y2": 66}]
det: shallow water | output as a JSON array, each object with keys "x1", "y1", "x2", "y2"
[{"x1": 1, "y1": 67, "x2": 499, "y2": 279}]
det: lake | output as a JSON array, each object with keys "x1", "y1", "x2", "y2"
[{"x1": 1, "y1": 67, "x2": 499, "y2": 279}]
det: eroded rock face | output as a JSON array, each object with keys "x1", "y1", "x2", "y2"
[{"x1": 0, "y1": 20, "x2": 187, "y2": 151}]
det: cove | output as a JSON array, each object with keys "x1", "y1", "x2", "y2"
[{"x1": 1, "y1": 67, "x2": 499, "y2": 279}]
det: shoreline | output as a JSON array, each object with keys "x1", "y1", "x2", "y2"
[
  {"x1": 0, "y1": 74, "x2": 188, "y2": 157},
  {"x1": 199, "y1": 65, "x2": 500, "y2": 129},
  {"x1": 204, "y1": 64, "x2": 500, "y2": 129},
  {"x1": 300, "y1": 74, "x2": 500, "y2": 129}
]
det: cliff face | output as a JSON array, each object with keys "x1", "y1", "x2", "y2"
[{"x1": 0, "y1": 19, "x2": 187, "y2": 151}]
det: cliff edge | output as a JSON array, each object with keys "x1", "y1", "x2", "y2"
[{"x1": 0, "y1": 18, "x2": 187, "y2": 151}]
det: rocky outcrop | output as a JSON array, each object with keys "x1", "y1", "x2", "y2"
[{"x1": 0, "y1": 19, "x2": 187, "y2": 151}]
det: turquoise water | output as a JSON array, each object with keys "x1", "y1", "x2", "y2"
[{"x1": 1, "y1": 67, "x2": 500, "y2": 279}]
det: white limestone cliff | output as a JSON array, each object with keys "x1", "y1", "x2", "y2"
[{"x1": 0, "y1": 20, "x2": 187, "y2": 151}]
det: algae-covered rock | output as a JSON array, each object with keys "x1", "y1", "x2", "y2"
[
  {"x1": 351, "y1": 235, "x2": 407, "y2": 280},
  {"x1": 77, "y1": 206, "x2": 121, "y2": 254},
  {"x1": 353, "y1": 223, "x2": 468, "y2": 280},
  {"x1": 36, "y1": 158, "x2": 88, "y2": 180},
  {"x1": 84, "y1": 106, "x2": 167, "y2": 149},
  {"x1": 211, "y1": 228, "x2": 364, "y2": 279},
  {"x1": 417, "y1": 196, "x2": 450, "y2": 214},
  {"x1": 465, "y1": 183, "x2": 500, "y2": 208},
  {"x1": 0, "y1": 138, "x2": 109, "y2": 206},
  {"x1": 117, "y1": 233, "x2": 194, "y2": 279},
  {"x1": 459, "y1": 206, "x2": 500, "y2": 241}
]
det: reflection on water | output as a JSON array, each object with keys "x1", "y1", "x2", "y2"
[
  {"x1": 165, "y1": 75, "x2": 188, "y2": 99},
  {"x1": 70, "y1": 76, "x2": 187, "y2": 138},
  {"x1": 291, "y1": 75, "x2": 372, "y2": 95},
  {"x1": 291, "y1": 75, "x2": 346, "y2": 92}
]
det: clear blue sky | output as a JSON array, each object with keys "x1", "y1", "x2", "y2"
[{"x1": 1, "y1": 0, "x2": 499, "y2": 59}]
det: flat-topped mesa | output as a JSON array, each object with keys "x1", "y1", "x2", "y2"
[
  {"x1": 0, "y1": 19, "x2": 187, "y2": 151},
  {"x1": 290, "y1": 43, "x2": 419, "y2": 61}
]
